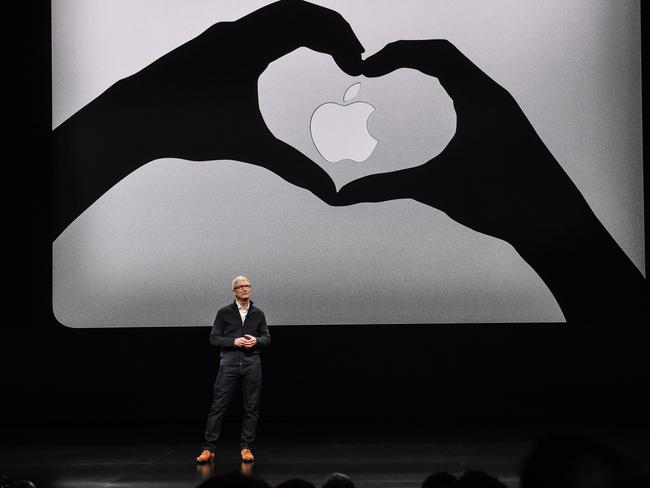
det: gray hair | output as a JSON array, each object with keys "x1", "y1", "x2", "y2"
[{"x1": 232, "y1": 275, "x2": 250, "y2": 290}]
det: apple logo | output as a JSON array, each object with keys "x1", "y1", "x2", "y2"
[{"x1": 310, "y1": 83, "x2": 378, "y2": 162}]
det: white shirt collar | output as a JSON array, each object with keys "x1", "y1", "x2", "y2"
[{"x1": 236, "y1": 299, "x2": 250, "y2": 311}]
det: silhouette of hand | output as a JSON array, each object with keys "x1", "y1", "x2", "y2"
[
  {"x1": 338, "y1": 40, "x2": 587, "y2": 244},
  {"x1": 132, "y1": 0, "x2": 364, "y2": 194},
  {"x1": 337, "y1": 40, "x2": 645, "y2": 322},
  {"x1": 54, "y1": 0, "x2": 364, "y2": 236}
]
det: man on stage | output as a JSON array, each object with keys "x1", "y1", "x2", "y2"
[{"x1": 196, "y1": 276, "x2": 271, "y2": 463}]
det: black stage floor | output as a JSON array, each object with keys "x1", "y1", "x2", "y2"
[{"x1": 2, "y1": 420, "x2": 649, "y2": 488}]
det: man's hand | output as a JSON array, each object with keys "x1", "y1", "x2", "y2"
[
  {"x1": 234, "y1": 335, "x2": 257, "y2": 348},
  {"x1": 243, "y1": 335, "x2": 258, "y2": 349}
]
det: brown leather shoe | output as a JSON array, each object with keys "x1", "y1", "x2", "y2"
[
  {"x1": 240, "y1": 448, "x2": 254, "y2": 462},
  {"x1": 196, "y1": 449, "x2": 214, "y2": 463}
]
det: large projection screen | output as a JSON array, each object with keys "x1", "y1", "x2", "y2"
[{"x1": 52, "y1": 0, "x2": 644, "y2": 327}]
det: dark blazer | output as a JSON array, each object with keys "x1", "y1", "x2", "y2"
[{"x1": 209, "y1": 300, "x2": 271, "y2": 364}]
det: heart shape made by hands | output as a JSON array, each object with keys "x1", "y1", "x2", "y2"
[{"x1": 259, "y1": 47, "x2": 457, "y2": 191}]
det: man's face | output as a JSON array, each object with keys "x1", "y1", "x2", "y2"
[{"x1": 233, "y1": 279, "x2": 252, "y2": 302}]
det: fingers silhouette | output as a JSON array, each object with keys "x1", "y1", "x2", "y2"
[
  {"x1": 53, "y1": 0, "x2": 364, "y2": 236},
  {"x1": 338, "y1": 39, "x2": 646, "y2": 323},
  {"x1": 338, "y1": 39, "x2": 582, "y2": 243},
  {"x1": 235, "y1": 0, "x2": 364, "y2": 75}
]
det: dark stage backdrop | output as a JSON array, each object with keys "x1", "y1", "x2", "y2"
[{"x1": 8, "y1": 2, "x2": 649, "y2": 429}]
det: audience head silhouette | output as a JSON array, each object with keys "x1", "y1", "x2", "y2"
[
  {"x1": 321, "y1": 472, "x2": 355, "y2": 488},
  {"x1": 456, "y1": 470, "x2": 507, "y2": 488},
  {"x1": 422, "y1": 471, "x2": 457, "y2": 488}
]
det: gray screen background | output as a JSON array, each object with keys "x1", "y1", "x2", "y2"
[{"x1": 52, "y1": 0, "x2": 644, "y2": 327}]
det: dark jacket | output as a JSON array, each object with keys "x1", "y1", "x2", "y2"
[{"x1": 209, "y1": 300, "x2": 271, "y2": 365}]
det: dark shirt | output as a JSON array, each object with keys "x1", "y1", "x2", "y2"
[{"x1": 209, "y1": 300, "x2": 271, "y2": 365}]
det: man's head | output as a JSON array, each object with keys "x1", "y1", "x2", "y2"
[{"x1": 232, "y1": 275, "x2": 252, "y2": 303}]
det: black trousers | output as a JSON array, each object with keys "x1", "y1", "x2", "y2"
[{"x1": 203, "y1": 362, "x2": 262, "y2": 451}]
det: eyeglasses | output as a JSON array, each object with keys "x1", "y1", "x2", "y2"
[{"x1": 234, "y1": 284, "x2": 251, "y2": 290}]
